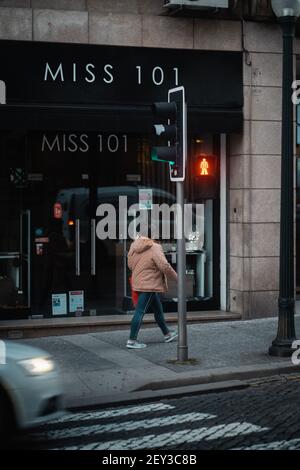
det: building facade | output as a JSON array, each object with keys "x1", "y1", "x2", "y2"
[{"x1": 0, "y1": 0, "x2": 299, "y2": 322}]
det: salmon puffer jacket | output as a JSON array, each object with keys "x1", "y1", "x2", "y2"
[{"x1": 128, "y1": 237, "x2": 178, "y2": 293}]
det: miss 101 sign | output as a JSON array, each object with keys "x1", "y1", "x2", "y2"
[
  {"x1": 0, "y1": 41, "x2": 242, "y2": 108},
  {"x1": 40, "y1": 132, "x2": 129, "y2": 154}
]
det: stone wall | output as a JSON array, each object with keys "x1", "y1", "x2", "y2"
[{"x1": 0, "y1": 2, "x2": 241, "y2": 47}]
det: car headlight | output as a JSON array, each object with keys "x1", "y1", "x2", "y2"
[{"x1": 18, "y1": 357, "x2": 55, "y2": 376}]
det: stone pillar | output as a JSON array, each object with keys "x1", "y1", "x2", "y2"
[{"x1": 229, "y1": 22, "x2": 284, "y2": 319}]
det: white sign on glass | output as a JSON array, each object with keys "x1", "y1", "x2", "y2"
[
  {"x1": 139, "y1": 189, "x2": 153, "y2": 210},
  {"x1": 69, "y1": 290, "x2": 84, "y2": 313},
  {"x1": 52, "y1": 293, "x2": 67, "y2": 316}
]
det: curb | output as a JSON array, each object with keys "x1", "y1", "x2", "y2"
[
  {"x1": 65, "y1": 361, "x2": 300, "y2": 411},
  {"x1": 135, "y1": 361, "x2": 300, "y2": 391},
  {"x1": 66, "y1": 380, "x2": 248, "y2": 411}
]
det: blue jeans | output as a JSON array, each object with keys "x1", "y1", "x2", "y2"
[{"x1": 129, "y1": 292, "x2": 170, "y2": 341}]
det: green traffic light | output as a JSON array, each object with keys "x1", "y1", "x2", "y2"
[{"x1": 151, "y1": 147, "x2": 175, "y2": 165}]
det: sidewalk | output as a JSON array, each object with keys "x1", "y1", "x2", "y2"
[{"x1": 20, "y1": 314, "x2": 300, "y2": 409}]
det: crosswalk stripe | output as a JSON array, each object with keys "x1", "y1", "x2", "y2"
[
  {"x1": 55, "y1": 422, "x2": 269, "y2": 450},
  {"x1": 43, "y1": 403, "x2": 175, "y2": 425},
  {"x1": 33, "y1": 412, "x2": 216, "y2": 441},
  {"x1": 232, "y1": 437, "x2": 300, "y2": 450}
]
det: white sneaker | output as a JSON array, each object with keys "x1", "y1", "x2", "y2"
[
  {"x1": 126, "y1": 340, "x2": 147, "y2": 349},
  {"x1": 164, "y1": 331, "x2": 178, "y2": 343}
]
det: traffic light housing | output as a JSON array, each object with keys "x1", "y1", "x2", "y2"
[
  {"x1": 151, "y1": 86, "x2": 186, "y2": 182},
  {"x1": 193, "y1": 153, "x2": 219, "y2": 200},
  {"x1": 151, "y1": 101, "x2": 177, "y2": 165}
]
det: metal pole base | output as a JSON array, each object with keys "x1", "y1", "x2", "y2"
[
  {"x1": 269, "y1": 340, "x2": 296, "y2": 357},
  {"x1": 168, "y1": 357, "x2": 199, "y2": 366},
  {"x1": 177, "y1": 345, "x2": 188, "y2": 362},
  {"x1": 269, "y1": 298, "x2": 296, "y2": 357}
]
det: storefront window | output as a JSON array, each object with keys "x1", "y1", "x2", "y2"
[{"x1": 0, "y1": 129, "x2": 220, "y2": 318}]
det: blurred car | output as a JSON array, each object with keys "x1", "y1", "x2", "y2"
[{"x1": 0, "y1": 340, "x2": 65, "y2": 440}]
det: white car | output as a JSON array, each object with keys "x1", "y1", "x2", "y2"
[{"x1": 0, "y1": 340, "x2": 65, "y2": 440}]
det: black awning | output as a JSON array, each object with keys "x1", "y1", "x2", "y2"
[
  {"x1": 0, "y1": 103, "x2": 243, "y2": 134},
  {"x1": 0, "y1": 41, "x2": 243, "y2": 134}
]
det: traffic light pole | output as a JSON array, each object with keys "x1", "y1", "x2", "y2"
[
  {"x1": 151, "y1": 87, "x2": 188, "y2": 361},
  {"x1": 176, "y1": 180, "x2": 188, "y2": 362}
]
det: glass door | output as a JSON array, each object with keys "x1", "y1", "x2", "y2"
[
  {"x1": 29, "y1": 130, "x2": 127, "y2": 316},
  {"x1": 29, "y1": 130, "x2": 92, "y2": 316},
  {"x1": 0, "y1": 131, "x2": 30, "y2": 318}
]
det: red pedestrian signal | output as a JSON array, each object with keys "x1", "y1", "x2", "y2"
[
  {"x1": 199, "y1": 157, "x2": 209, "y2": 175},
  {"x1": 194, "y1": 154, "x2": 217, "y2": 178},
  {"x1": 193, "y1": 154, "x2": 218, "y2": 200}
]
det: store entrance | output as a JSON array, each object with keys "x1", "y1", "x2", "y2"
[{"x1": 31, "y1": 131, "x2": 130, "y2": 316}]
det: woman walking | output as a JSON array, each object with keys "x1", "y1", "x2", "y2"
[{"x1": 127, "y1": 236, "x2": 178, "y2": 349}]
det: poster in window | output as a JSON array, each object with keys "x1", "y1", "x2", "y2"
[
  {"x1": 139, "y1": 189, "x2": 153, "y2": 210},
  {"x1": 69, "y1": 290, "x2": 84, "y2": 313},
  {"x1": 52, "y1": 293, "x2": 67, "y2": 316}
]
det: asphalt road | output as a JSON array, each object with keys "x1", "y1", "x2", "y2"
[{"x1": 13, "y1": 373, "x2": 300, "y2": 450}]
